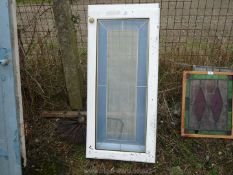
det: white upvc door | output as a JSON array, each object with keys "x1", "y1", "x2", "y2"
[{"x1": 86, "y1": 4, "x2": 160, "y2": 163}]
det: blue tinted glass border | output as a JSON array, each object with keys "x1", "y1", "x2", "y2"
[{"x1": 96, "y1": 19, "x2": 149, "y2": 151}]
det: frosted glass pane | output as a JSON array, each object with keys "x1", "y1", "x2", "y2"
[
  {"x1": 107, "y1": 30, "x2": 138, "y2": 141},
  {"x1": 96, "y1": 19, "x2": 148, "y2": 152}
]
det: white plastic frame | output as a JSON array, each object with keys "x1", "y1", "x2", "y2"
[{"x1": 86, "y1": 4, "x2": 160, "y2": 163}]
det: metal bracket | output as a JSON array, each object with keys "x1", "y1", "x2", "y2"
[
  {"x1": 193, "y1": 65, "x2": 233, "y2": 72},
  {"x1": 0, "y1": 48, "x2": 10, "y2": 66}
]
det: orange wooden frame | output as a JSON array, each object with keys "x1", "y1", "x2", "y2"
[{"x1": 181, "y1": 71, "x2": 233, "y2": 139}]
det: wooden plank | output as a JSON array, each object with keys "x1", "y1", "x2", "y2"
[
  {"x1": 41, "y1": 111, "x2": 137, "y2": 118},
  {"x1": 181, "y1": 71, "x2": 187, "y2": 136},
  {"x1": 41, "y1": 111, "x2": 87, "y2": 118},
  {"x1": 53, "y1": 0, "x2": 83, "y2": 109},
  {"x1": 182, "y1": 133, "x2": 233, "y2": 139}
]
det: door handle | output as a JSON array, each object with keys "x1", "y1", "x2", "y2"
[
  {"x1": 0, "y1": 58, "x2": 9, "y2": 66},
  {"x1": 0, "y1": 48, "x2": 10, "y2": 66}
]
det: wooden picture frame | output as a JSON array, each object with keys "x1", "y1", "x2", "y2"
[{"x1": 181, "y1": 71, "x2": 233, "y2": 139}]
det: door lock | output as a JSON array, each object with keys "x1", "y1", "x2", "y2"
[{"x1": 89, "y1": 17, "x2": 94, "y2": 23}]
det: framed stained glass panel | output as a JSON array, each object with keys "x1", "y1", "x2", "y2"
[{"x1": 181, "y1": 71, "x2": 233, "y2": 139}]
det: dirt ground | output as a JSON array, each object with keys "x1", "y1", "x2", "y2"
[{"x1": 21, "y1": 57, "x2": 233, "y2": 175}]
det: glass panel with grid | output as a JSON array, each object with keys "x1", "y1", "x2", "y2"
[{"x1": 96, "y1": 19, "x2": 149, "y2": 152}]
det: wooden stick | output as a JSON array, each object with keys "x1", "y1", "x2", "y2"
[
  {"x1": 41, "y1": 111, "x2": 87, "y2": 118},
  {"x1": 53, "y1": 0, "x2": 84, "y2": 109},
  {"x1": 41, "y1": 111, "x2": 136, "y2": 118}
]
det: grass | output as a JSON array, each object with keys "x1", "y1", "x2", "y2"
[
  {"x1": 16, "y1": 0, "x2": 51, "y2": 4},
  {"x1": 20, "y1": 38, "x2": 233, "y2": 175}
]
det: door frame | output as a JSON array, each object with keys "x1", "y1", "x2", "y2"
[
  {"x1": 9, "y1": 0, "x2": 26, "y2": 166},
  {"x1": 86, "y1": 4, "x2": 160, "y2": 163}
]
